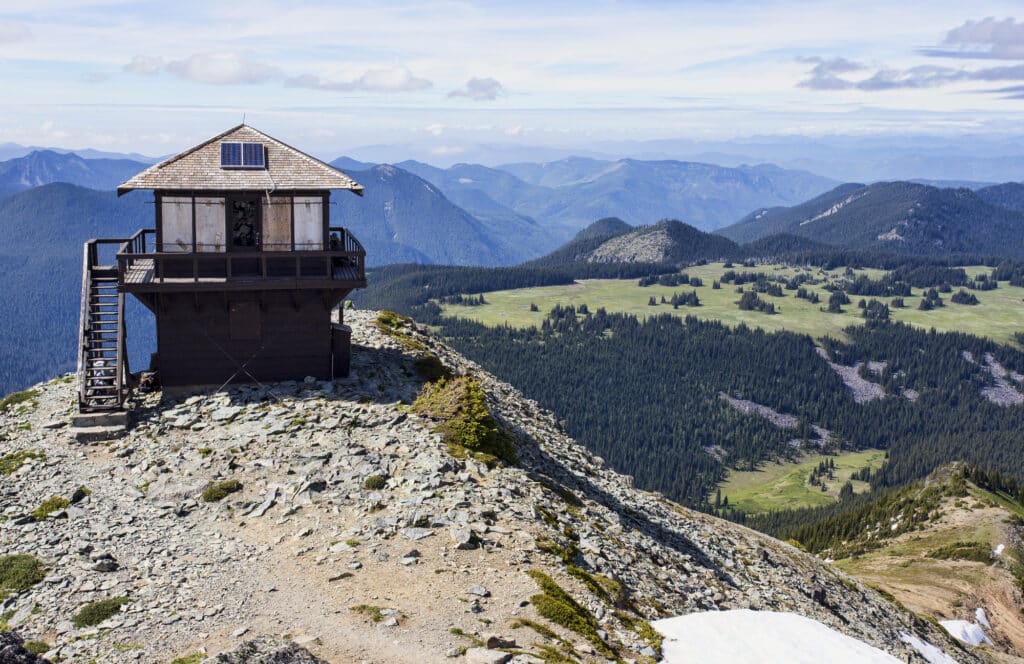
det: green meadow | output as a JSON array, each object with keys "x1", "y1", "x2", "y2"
[
  {"x1": 718, "y1": 449, "x2": 887, "y2": 514},
  {"x1": 439, "y1": 263, "x2": 1024, "y2": 345}
]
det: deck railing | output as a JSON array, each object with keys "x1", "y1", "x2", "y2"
[{"x1": 116, "y1": 227, "x2": 366, "y2": 286}]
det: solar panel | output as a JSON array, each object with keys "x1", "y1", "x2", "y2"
[
  {"x1": 242, "y1": 143, "x2": 265, "y2": 168},
  {"x1": 220, "y1": 142, "x2": 242, "y2": 167}
]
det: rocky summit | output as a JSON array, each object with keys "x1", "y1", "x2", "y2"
[{"x1": 0, "y1": 310, "x2": 974, "y2": 663}]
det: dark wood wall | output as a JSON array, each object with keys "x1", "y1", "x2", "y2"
[{"x1": 155, "y1": 290, "x2": 336, "y2": 386}]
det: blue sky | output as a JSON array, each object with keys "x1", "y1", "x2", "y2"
[{"x1": 1, "y1": 0, "x2": 1023, "y2": 161}]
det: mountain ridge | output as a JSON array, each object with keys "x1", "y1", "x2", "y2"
[
  {"x1": 717, "y1": 181, "x2": 1024, "y2": 258},
  {"x1": 0, "y1": 309, "x2": 974, "y2": 663}
]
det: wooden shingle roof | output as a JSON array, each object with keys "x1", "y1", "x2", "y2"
[{"x1": 117, "y1": 124, "x2": 363, "y2": 196}]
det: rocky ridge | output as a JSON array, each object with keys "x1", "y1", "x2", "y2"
[{"x1": 0, "y1": 309, "x2": 977, "y2": 663}]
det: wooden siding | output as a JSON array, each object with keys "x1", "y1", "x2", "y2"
[{"x1": 154, "y1": 290, "x2": 342, "y2": 386}]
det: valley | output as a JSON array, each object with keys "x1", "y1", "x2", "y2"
[{"x1": 437, "y1": 262, "x2": 1024, "y2": 346}]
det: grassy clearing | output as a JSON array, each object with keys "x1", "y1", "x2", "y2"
[
  {"x1": 439, "y1": 263, "x2": 1024, "y2": 346},
  {"x1": 718, "y1": 449, "x2": 886, "y2": 514},
  {"x1": 834, "y1": 491, "x2": 1011, "y2": 622}
]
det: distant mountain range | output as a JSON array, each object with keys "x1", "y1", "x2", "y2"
[
  {"x1": 0, "y1": 150, "x2": 149, "y2": 198},
  {"x1": 717, "y1": 181, "x2": 1024, "y2": 258},
  {"x1": 398, "y1": 156, "x2": 837, "y2": 233}
]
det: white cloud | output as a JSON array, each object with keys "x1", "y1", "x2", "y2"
[
  {"x1": 0, "y1": 21, "x2": 31, "y2": 45},
  {"x1": 285, "y1": 67, "x2": 432, "y2": 92},
  {"x1": 165, "y1": 52, "x2": 279, "y2": 85},
  {"x1": 448, "y1": 77, "x2": 507, "y2": 101},
  {"x1": 123, "y1": 55, "x2": 164, "y2": 75},
  {"x1": 425, "y1": 123, "x2": 445, "y2": 136},
  {"x1": 928, "y1": 17, "x2": 1024, "y2": 60}
]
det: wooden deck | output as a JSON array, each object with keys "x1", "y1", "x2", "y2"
[
  {"x1": 116, "y1": 228, "x2": 367, "y2": 293},
  {"x1": 121, "y1": 258, "x2": 365, "y2": 292}
]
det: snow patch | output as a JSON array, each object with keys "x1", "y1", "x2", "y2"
[
  {"x1": 939, "y1": 620, "x2": 992, "y2": 647},
  {"x1": 975, "y1": 608, "x2": 990, "y2": 629},
  {"x1": 799, "y1": 192, "x2": 867, "y2": 226},
  {"x1": 993, "y1": 543, "x2": 1005, "y2": 557},
  {"x1": 457, "y1": 177, "x2": 475, "y2": 184},
  {"x1": 653, "y1": 610, "x2": 901, "y2": 663},
  {"x1": 898, "y1": 632, "x2": 958, "y2": 664}
]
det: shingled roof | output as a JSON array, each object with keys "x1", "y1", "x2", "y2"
[{"x1": 117, "y1": 124, "x2": 363, "y2": 196}]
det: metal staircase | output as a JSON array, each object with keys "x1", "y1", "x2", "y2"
[{"x1": 77, "y1": 240, "x2": 128, "y2": 412}]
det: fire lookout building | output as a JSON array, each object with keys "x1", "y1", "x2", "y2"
[{"x1": 78, "y1": 125, "x2": 367, "y2": 412}]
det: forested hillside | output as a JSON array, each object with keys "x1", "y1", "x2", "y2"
[
  {"x1": 718, "y1": 181, "x2": 1024, "y2": 257},
  {"x1": 0, "y1": 183, "x2": 154, "y2": 393},
  {"x1": 430, "y1": 308, "x2": 1024, "y2": 507}
]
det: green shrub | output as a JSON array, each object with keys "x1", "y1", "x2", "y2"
[
  {"x1": 0, "y1": 389, "x2": 38, "y2": 412},
  {"x1": 928, "y1": 541, "x2": 993, "y2": 563},
  {"x1": 24, "y1": 641, "x2": 50, "y2": 655},
  {"x1": 411, "y1": 376, "x2": 517, "y2": 466},
  {"x1": 32, "y1": 496, "x2": 69, "y2": 521},
  {"x1": 0, "y1": 554, "x2": 45, "y2": 595},
  {"x1": 71, "y1": 596, "x2": 129, "y2": 628},
  {"x1": 201, "y1": 480, "x2": 242, "y2": 502},
  {"x1": 362, "y1": 474, "x2": 386, "y2": 490},
  {"x1": 413, "y1": 354, "x2": 451, "y2": 382},
  {"x1": 0, "y1": 450, "x2": 45, "y2": 475}
]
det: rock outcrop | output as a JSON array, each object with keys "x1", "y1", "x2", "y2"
[{"x1": 0, "y1": 309, "x2": 976, "y2": 663}]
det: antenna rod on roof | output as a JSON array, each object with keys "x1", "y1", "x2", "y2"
[{"x1": 242, "y1": 113, "x2": 246, "y2": 125}]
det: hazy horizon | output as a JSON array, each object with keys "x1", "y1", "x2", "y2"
[{"x1": 2, "y1": 0, "x2": 1024, "y2": 170}]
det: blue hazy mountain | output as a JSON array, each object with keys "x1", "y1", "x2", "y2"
[{"x1": 717, "y1": 181, "x2": 1024, "y2": 258}]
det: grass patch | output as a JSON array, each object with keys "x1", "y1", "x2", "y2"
[
  {"x1": 0, "y1": 389, "x2": 39, "y2": 412},
  {"x1": 201, "y1": 480, "x2": 242, "y2": 502},
  {"x1": 567, "y1": 565, "x2": 626, "y2": 607},
  {"x1": 32, "y1": 495, "x2": 69, "y2": 521},
  {"x1": 614, "y1": 610, "x2": 663, "y2": 655},
  {"x1": 411, "y1": 375, "x2": 517, "y2": 467},
  {"x1": 24, "y1": 641, "x2": 50, "y2": 655},
  {"x1": 526, "y1": 570, "x2": 616, "y2": 658},
  {"x1": 510, "y1": 617, "x2": 559, "y2": 641},
  {"x1": 0, "y1": 449, "x2": 45, "y2": 475},
  {"x1": 0, "y1": 554, "x2": 46, "y2": 595},
  {"x1": 375, "y1": 311, "x2": 427, "y2": 352},
  {"x1": 170, "y1": 654, "x2": 205, "y2": 664},
  {"x1": 71, "y1": 596, "x2": 129, "y2": 628},
  {"x1": 350, "y1": 604, "x2": 388, "y2": 622},
  {"x1": 362, "y1": 474, "x2": 386, "y2": 490},
  {"x1": 928, "y1": 541, "x2": 993, "y2": 563}
]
